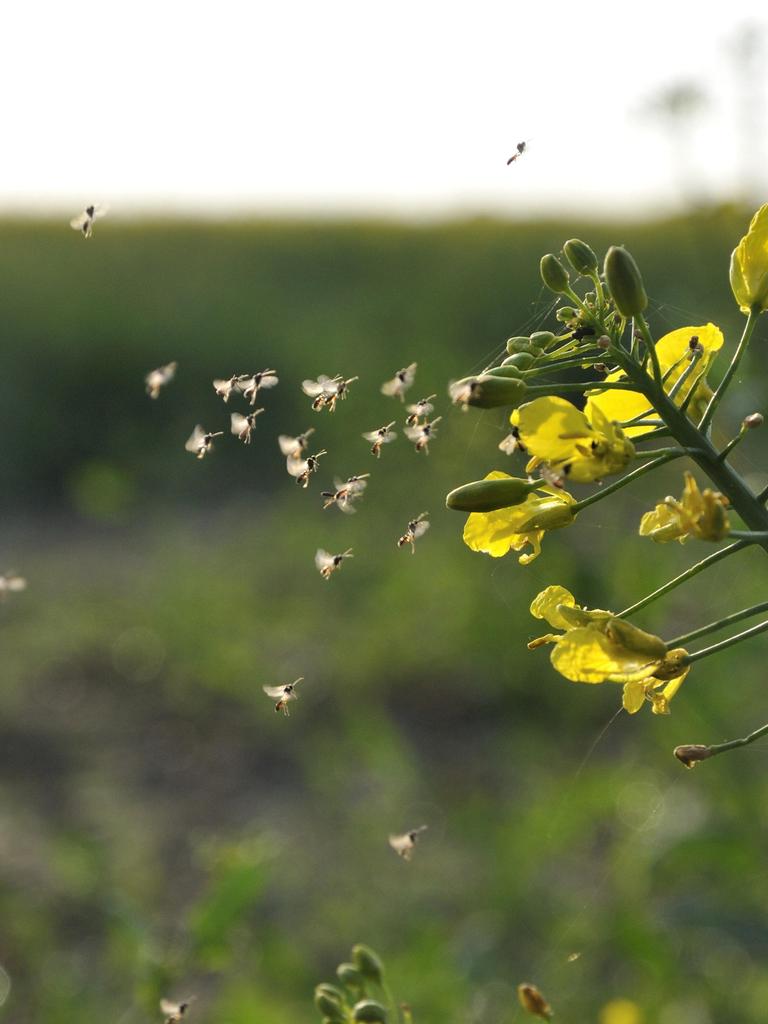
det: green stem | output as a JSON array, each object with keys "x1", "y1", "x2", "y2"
[
  {"x1": 571, "y1": 451, "x2": 687, "y2": 513},
  {"x1": 525, "y1": 380, "x2": 644, "y2": 396},
  {"x1": 635, "y1": 313, "x2": 663, "y2": 385},
  {"x1": 617, "y1": 541, "x2": 749, "y2": 618},
  {"x1": 699, "y1": 308, "x2": 761, "y2": 432},
  {"x1": 380, "y1": 980, "x2": 399, "y2": 1024},
  {"x1": 683, "y1": 617, "x2": 768, "y2": 666},
  {"x1": 729, "y1": 530, "x2": 768, "y2": 541},
  {"x1": 717, "y1": 429, "x2": 747, "y2": 462},
  {"x1": 667, "y1": 599, "x2": 768, "y2": 648},
  {"x1": 667, "y1": 350, "x2": 702, "y2": 401},
  {"x1": 522, "y1": 353, "x2": 604, "y2": 376},
  {"x1": 701, "y1": 722, "x2": 768, "y2": 760}
]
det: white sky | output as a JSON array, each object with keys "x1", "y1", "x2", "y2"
[{"x1": 3, "y1": 0, "x2": 767, "y2": 218}]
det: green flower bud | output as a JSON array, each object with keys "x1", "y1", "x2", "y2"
[
  {"x1": 446, "y1": 476, "x2": 537, "y2": 512},
  {"x1": 529, "y1": 331, "x2": 555, "y2": 349},
  {"x1": 506, "y1": 336, "x2": 537, "y2": 355},
  {"x1": 563, "y1": 238, "x2": 598, "y2": 276},
  {"x1": 501, "y1": 352, "x2": 535, "y2": 369},
  {"x1": 604, "y1": 617, "x2": 666, "y2": 659},
  {"x1": 337, "y1": 963, "x2": 365, "y2": 989},
  {"x1": 484, "y1": 364, "x2": 523, "y2": 378},
  {"x1": 351, "y1": 945, "x2": 384, "y2": 985},
  {"x1": 604, "y1": 245, "x2": 647, "y2": 317},
  {"x1": 540, "y1": 254, "x2": 570, "y2": 294},
  {"x1": 314, "y1": 985, "x2": 346, "y2": 1021},
  {"x1": 353, "y1": 1000, "x2": 388, "y2": 1023},
  {"x1": 555, "y1": 306, "x2": 579, "y2": 323},
  {"x1": 449, "y1": 374, "x2": 527, "y2": 409}
]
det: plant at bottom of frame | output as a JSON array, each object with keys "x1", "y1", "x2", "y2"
[{"x1": 313, "y1": 945, "x2": 411, "y2": 1024}]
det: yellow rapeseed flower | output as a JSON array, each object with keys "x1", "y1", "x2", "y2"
[
  {"x1": 638, "y1": 471, "x2": 730, "y2": 543},
  {"x1": 511, "y1": 396, "x2": 635, "y2": 483},
  {"x1": 584, "y1": 324, "x2": 723, "y2": 438},
  {"x1": 529, "y1": 586, "x2": 689, "y2": 711},
  {"x1": 730, "y1": 204, "x2": 768, "y2": 314},
  {"x1": 599, "y1": 999, "x2": 644, "y2": 1024},
  {"x1": 463, "y1": 473, "x2": 575, "y2": 564}
]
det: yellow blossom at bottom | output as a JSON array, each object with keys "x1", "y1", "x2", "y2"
[
  {"x1": 529, "y1": 587, "x2": 690, "y2": 712},
  {"x1": 599, "y1": 999, "x2": 643, "y2": 1024}
]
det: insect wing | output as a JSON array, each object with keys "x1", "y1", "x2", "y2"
[
  {"x1": 301, "y1": 379, "x2": 326, "y2": 397},
  {"x1": 388, "y1": 833, "x2": 414, "y2": 859},
  {"x1": 347, "y1": 475, "x2": 369, "y2": 494},
  {"x1": 315, "y1": 549, "x2": 335, "y2": 572},
  {"x1": 286, "y1": 456, "x2": 309, "y2": 478},
  {"x1": 184, "y1": 425, "x2": 206, "y2": 453},
  {"x1": 362, "y1": 429, "x2": 382, "y2": 442},
  {"x1": 69, "y1": 211, "x2": 89, "y2": 231},
  {"x1": 278, "y1": 434, "x2": 301, "y2": 456},
  {"x1": 411, "y1": 518, "x2": 430, "y2": 540},
  {"x1": 263, "y1": 684, "x2": 288, "y2": 699},
  {"x1": 498, "y1": 432, "x2": 520, "y2": 455},
  {"x1": 380, "y1": 377, "x2": 402, "y2": 397},
  {"x1": 258, "y1": 372, "x2": 279, "y2": 389},
  {"x1": 230, "y1": 412, "x2": 249, "y2": 436},
  {"x1": 5, "y1": 575, "x2": 27, "y2": 592},
  {"x1": 404, "y1": 425, "x2": 425, "y2": 443}
]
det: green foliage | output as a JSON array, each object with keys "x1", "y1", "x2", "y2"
[{"x1": 1, "y1": 209, "x2": 768, "y2": 1023}]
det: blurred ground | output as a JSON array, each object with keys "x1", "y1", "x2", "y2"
[{"x1": 1, "y1": 208, "x2": 768, "y2": 1023}]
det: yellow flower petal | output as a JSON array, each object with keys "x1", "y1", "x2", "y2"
[
  {"x1": 585, "y1": 324, "x2": 723, "y2": 438},
  {"x1": 550, "y1": 628, "x2": 663, "y2": 684},
  {"x1": 530, "y1": 585, "x2": 578, "y2": 630},
  {"x1": 638, "y1": 472, "x2": 729, "y2": 544},
  {"x1": 638, "y1": 503, "x2": 689, "y2": 543},
  {"x1": 513, "y1": 396, "x2": 594, "y2": 463},
  {"x1": 730, "y1": 204, "x2": 768, "y2": 313},
  {"x1": 622, "y1": 680, "x2": 647, "y2": 714},
  {"x1": 463, "y1": 482, "x2": 574, "y2": 562}
]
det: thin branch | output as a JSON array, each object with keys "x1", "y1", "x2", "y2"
[
  {"x1": 683, "y1": 617, "x2": 768, "y2": 666},
  {"x1": 635, "y1": 314, "x2": 663, "y2": 385},
  {"x1": 667, "y1": 599, "x2": 768, "y2": 648},
  {"x1": 617, "y1": 541, "x2": 750, "y2": 618},
  {"x1": 675, "y1": 722, "x2": 768, "y2": 767},
  {"x1": 698, "y1": 308, "x2": 761, "y2": 432},
  {"x1": 571, "y1": 450, "x2": 687, "y2": 514}
]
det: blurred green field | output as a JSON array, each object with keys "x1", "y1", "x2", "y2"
[{"x1": 1, "y1": 208, "x2": 768, "y2": 1024}]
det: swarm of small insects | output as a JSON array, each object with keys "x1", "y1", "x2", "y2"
[
  {"x1": 0, "y1": 572, "x2": 27, "y2": 600},
  {"x1": 145, "y1": 361, "x2": 178, "y2": 399},
  {"x1": 405, "y1": 395, "x2": 435, "y2": 427},
  {"x1": 287, "y1": 449, "x2": 328, "y2": 488},
  {"x1": 315, "y1": 548, "x2": 354, "y2": 579},
  {"x1": 381, "y1": 362, "x2": 417, "y2": 402},
  {"x1": 230, "y1": 409, "x2": 265, "y2": 444},
  {"x1": 362, "y1": 422, "x2": 397, "y2": 458},
  {"x1": 389, "y1": 825, "x2": 427, "y2": 861},
  {"x1": 398, "y1": 513, "x2": 430, "y2": 553},
  {"x1": 302, "y1": 374, "x2": 358, "y2": 412},
  {"x1": 321, "y1": 474, "x2": 370, "y2": 513},
  {"x1": 70, "y1": 203, "x2": 108, "y2": 238},
  {"x1": 185, "y1": 425, "x2": 223, "y2": 459},
  {"x1": 263, "y1": 677, "x2": 305, "y2": 716}
]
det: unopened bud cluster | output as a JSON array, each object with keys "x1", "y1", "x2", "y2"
[{"x1": 313, "y1": 945, "x2": 392, "y2": 1024}]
